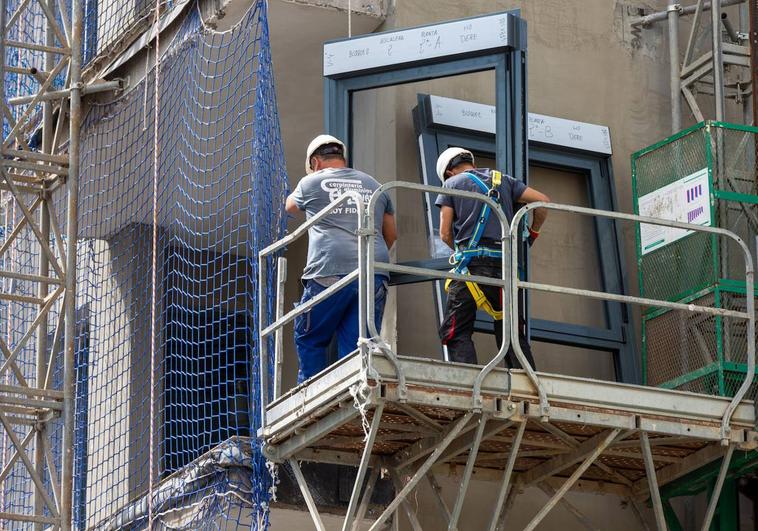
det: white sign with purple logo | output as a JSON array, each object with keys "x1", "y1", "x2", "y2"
[{"x1": 638, "y1": 167, "x2": 711, "y2": 255}]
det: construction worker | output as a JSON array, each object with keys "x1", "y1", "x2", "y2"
[
  {"x1": 285, "y1": 134, "x2": 397, "y2": 383},
  {"x1": 435, "y1": 147, "x2": 548, "y2": 369}
]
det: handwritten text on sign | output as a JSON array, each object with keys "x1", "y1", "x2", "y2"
[
  {"x1": 323, "y1": 13, "x2": 515, "y2": 76},
  {"x1": 428, "y1": 95, "x2": 612, "y2": 155}
]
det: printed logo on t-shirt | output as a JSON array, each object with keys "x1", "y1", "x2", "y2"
[{"x1": 321, "y1": 178, "x2": 373, "y2": 214}]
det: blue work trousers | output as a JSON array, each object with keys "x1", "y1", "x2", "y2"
[{"x1": 294, "y1": 275, "x2": 387, "y2": 383}]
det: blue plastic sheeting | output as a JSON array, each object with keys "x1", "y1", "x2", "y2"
[{"x1": 97, "y1": 437, "x2": 258, "y2": 530}]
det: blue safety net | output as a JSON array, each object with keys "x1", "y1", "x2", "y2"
[
  {"x1": 72, "y1": 0, "x2": 286, "y2": 527},
  {"x1": 0, "y1": 0, "x2": 286, "y2": 528},
  {"x1": 81, "y1": 0, "x2": 172, "y2": 67}
]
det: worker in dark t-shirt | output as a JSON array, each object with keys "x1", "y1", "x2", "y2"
[{"x1": 434, "y1": 147, "x2": 549, "y2": 369}]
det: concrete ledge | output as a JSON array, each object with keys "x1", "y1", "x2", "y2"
[{"x1": 279, "y1": 0, "x2": 387, "y2": 19}]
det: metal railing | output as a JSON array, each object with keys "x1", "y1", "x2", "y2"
[
  {"x1": 258, "y1": 191, "x2": 365, "y2": 429},
  {"x1": 258, "y1": 182, "x2": 756, "y2": 443},
  {"x1": 257, "y1": 182, "x2": 520, "y2": 428},
  {"x1": 510, "y1": 202, "x2": 755, "y2": 442}
]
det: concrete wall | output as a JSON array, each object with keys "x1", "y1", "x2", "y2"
[
  {"x1": 70, "y1": 0, "x2": 752, "y2": 527},
  {"x1": 269, "y1": 1, "x2": 676, "y2": 528},
  {"x1": 82, "y1": 224, "x2": 162, "y2": 526},
  {"x1": 275, "y1": 0, "x2": 674, "y2": 387}
]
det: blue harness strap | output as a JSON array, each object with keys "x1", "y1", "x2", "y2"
[
  {"x1": 451, "y1": 171, "x2": 502, "y2": 270},
  {"x1": 445, "y1": 171, "x2": 505, "y2": 320}
]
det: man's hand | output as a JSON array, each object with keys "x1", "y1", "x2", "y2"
[
  {"x1": 527, "y1": 226, "x2": 540, "y2": 247},
  {"x1": 516, "y1": 187, "x2": 549, "y2": 242}
]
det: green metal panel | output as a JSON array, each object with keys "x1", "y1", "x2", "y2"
[
  {"x1": 634, "y1": 121, "x2": 758, "y2": 400},
  {"x1": 714, "y1": 189, "x2": 758, "y2": 205}
]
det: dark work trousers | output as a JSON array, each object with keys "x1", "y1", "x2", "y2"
[{"x1": 439, "y1": 257, "x2": 536, "y2": 370}]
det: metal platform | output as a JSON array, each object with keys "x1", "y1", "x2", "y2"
[
  {"x1": 260, "y1": 351, "x2": 757, "y2": 530},
  {"x1": 258, "y1": 186, "x2": 757, "y2": 530}
]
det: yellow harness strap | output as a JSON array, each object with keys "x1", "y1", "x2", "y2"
[
  {"x1": 491, "y1": 169, "x2": 502, "y2": 187},
  {"x1": 445, "y1": 276, "x2": 504, "y2": 320},
  {"x1": 444, "y1": 170, "x2": 504, "y2": 320}
]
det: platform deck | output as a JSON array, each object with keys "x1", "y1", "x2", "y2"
[{"x1": 261, "y1": 352, "x2": 757, "y2": 501}]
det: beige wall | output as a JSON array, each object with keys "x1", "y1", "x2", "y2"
[
  {"x1": 269, "y1": 3, "x2": 679, "y2": 527},
  {"x1": 276, "y1": 0, "x2": 675, "y2": 385}
]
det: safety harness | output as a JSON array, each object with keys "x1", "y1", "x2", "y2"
[{"x1": 444, "y1": 170, "x2": 504, "y2": 320}]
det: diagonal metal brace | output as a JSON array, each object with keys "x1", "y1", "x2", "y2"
[
  {"x1": 368, "y1": 412, "x2": 473, "y2": 531},
  {"x1": 523, "y1": 428, "x2": 621, "y2": 531}
]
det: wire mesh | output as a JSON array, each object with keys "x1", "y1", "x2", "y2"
[
  {"x1": 644, "y1": 293, "x2": 720, "y2": 391},
  {"x1": 720, "y1": 291, "x2": 754, "y2": 367},
  {"x1": 0, "y1": 195, "x2": 65, "y2": 529},
  {"x1": 82, "y1": 0, "x2": 171, "y2": 68},
  {"x1": 3, "y1": 0, "x2": 69, "y2": 143},
  {"x1": 72, "y1": 1, "x2": 286, "y2": 527},
  {"x1": 634, "y1": 122, "x2": 757, "y2": 398},
  {"x1": 713, "y1": 126, "x2": 758, "y2": 281},
  {"x1": 2, "y1": 0, "x2": 286, "y2": 528},
  {"x1": 634, "y1": 126, "x2": 715, "y2": 303}
]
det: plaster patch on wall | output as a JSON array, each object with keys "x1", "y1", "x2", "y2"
[
  {"x1": 614, "y1": 0, "x2": 665, "y2": 59},
  {"x1": 527, "y1": 0, "x2": 607, "y2": 50},
  {"x1": 281, "y1": 0, "x2": 387, "y2": 18}
]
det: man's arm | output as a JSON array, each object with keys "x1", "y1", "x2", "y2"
[
  {"x1": 285, "y1": 194, "x2": 301, "y2": 215},
  {"x1": 382, "y1": 212, "x2": 397, "y2": 250},
  {"x1": 439, "y1": 205, "x2": 455, "y2": 249},
  {"x1": 517, "y1": 187, "x2": 550, "y2": 232}
]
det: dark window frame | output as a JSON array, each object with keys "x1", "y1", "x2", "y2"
[{"x1": 412, "y1": 93, "x2": 639, "y2": 384}]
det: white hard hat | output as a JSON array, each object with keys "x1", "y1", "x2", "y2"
[
  {"x1": 305, "y1": 134, "x2": 347, "y2": 174},
  {"x1": 436, "y1": 147, "x2": 475, "y2": 181}
]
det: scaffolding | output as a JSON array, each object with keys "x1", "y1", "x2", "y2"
[
  {"x1": 1, "y1": 0, "x2": 286, "y2": 527},
  {"x1": 0, "y1": 0, "x2": 83, "y2": 525},
  {"x1": 259, "y1": 182, "x2": 757, "y2": 530},
  {"x1": 630, "y1": 0, "x2": 756, "y2": 131}
]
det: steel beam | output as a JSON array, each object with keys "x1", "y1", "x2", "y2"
[
  {"x1": 63, "y1": 0, "x2": 83, "y2": 526},
  {"x1": 394, "y1": 403, "x2": 443, "y2": 432},
  {"x1": 352, "y1": 465, "x2": 382, "y2": 531},
  {"x1": 391, "y1": 415, "x2": 478, "y2": 471},
  {"x1": 438, "y1": 420, "x2": 513, "y2": 465},
  {"x1": 426, "y1": 473, "x2": 452, "y2": 526},
  {"x1": 520, "y1": 429, "x2": 622, "y2": 487},
  {"x1": 750, "y1": 0, "x2": 758, "y2": 126},
  {"x1": 343, "y1": 403, "x2": 385, "y2": 531},
  {"x1": 270, "y1": 404, "x2": 361, "y2": 461},
  {"x1": 632, "y1": 442, "x2": 724, "y2": 496},
  {"x1": 538, "y1": 483, "x2": 601, "y2": 531},
  {"x1": 0, "y1": 410, "x2": 58, "y2": 517},
  {"x1": 523, "y1": 429, "x2": 621, "y2": 531},
  {"x1": 273, "y1": 256, "x2": 286, "y2": 400},
  {"x1": 538, "y1": 423, "x2": 636, "y2": 486},
  {"x1": 700, "y1": 445, "x2": 735, "y2": 531},
  {"x1": 487, "y1": 420, "x2": 526, "y2": 531},
  {"x1": 640, "y1": 432, "x2": 668, "y2": 531},
  {"x1": 448, "y1": 414, "x2": 487, "y2": 530},
  {"x1": 388, "y1": 469, "x2": 423, "y2": 531},
  {"x1": 711, "y1": 0, "x2": 726, "y2": 120},
  {"x1": 288, "y1": 458, "x2": 327, "y2": 531},
  {"x1": 368, "y1": 412, "x2": 473, "y2": 531},
  {"x1": 630, "y1": 0, "x2": 744, "y2": 27}
]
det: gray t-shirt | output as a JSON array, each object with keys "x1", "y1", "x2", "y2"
[
  {"x1": 434, "y1": 168, "x2": 527, "y2": 246},
  {"x1": 291, "y1": 167, "x2": 394, "y2": 279}
]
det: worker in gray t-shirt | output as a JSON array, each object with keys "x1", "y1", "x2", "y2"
[{"x1": 285, "y1": 134, "x2": 397, "y2": 383}]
